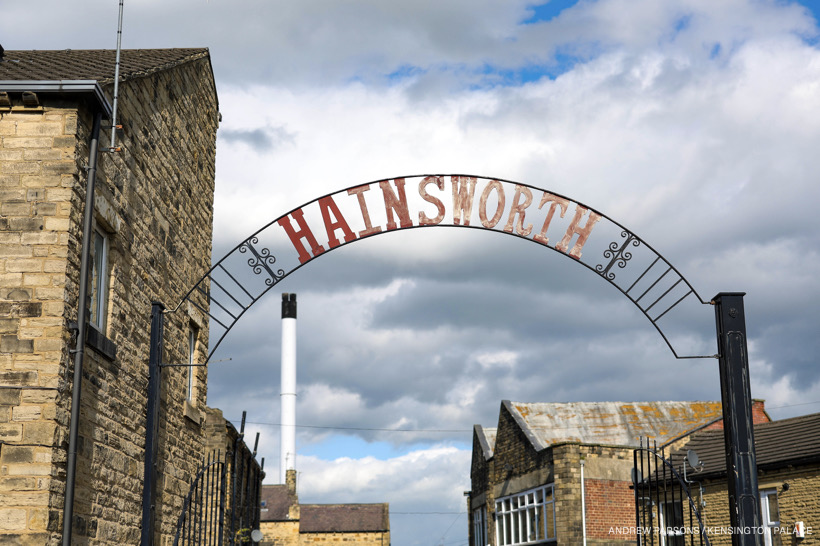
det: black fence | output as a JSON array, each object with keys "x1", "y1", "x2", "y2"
[
  {"x1": 174, "y1": 413, "x2": 265, "y2": 546},
  {"x1": 633, "y1": 438, "x2": 709, "y2": 546}
]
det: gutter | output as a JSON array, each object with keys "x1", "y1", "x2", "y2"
[{"x1": 0, "y1": 80, "x2": 113, "y2": 120}]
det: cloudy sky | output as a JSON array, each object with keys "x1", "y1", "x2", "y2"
[{"x1": 4, "y1": 1, "x2": 820, "y2": 545}]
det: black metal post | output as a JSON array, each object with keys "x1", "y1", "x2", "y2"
[
  {"x1": 713, "y1": 292, "x2": 761, "y2": 546},
  {"x1": 142, "y1": 302, "x2": 165, "y2": 545}
]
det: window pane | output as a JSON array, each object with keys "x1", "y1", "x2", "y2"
[
  {"x1": 187, "y1": 329, "x2": 196, "y2": 400},
  {"x1": 90, "y1": 230, "x2": 106, "y2": 329},
  {"x1": 767, "y1": 492, "x2": 779, "y2": 524},
  {"x1": 505, "y1": 513, "x2": 512, "y2": 545},
  {"x1": 545, "y1": 503, "x2": 554, "y2": 539}
]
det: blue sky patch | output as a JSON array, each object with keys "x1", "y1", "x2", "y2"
[
  {"x1": 300, "y1": 434, "x2": 469, "y2": 461},
  {"x1": 522, "y1": 0, "x2": 582, "y2": 24}
]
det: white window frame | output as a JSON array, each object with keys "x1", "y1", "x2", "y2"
[
  {"x1": 495, "y1": 485, "x2": 556, "y2": 545},
  {"x1": 659, "y1": 500, "x2": 685, "y2": 546},
  {"x1": 760, "y1": 488, "x2": 782, "y2": 546},
  {"x1": 473, "y1": 505, "x2": 487, "y2": 546},
  {"x1": 90, "y1": 228, "x2": 108, "y2": 331}
]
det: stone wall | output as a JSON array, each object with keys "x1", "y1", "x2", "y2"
[
  {"x1": 0, "y1": 98, "x2": 78, "y2": 545},
  {"x1": 699, "y1": 463, "x2": 820, "y2": 546},
  {"x1": 0, "y1": 52, "x2": 219, "y2": 545},
  {"x1": 299, "y1": 531, "x2": 390, "y2": 546}
]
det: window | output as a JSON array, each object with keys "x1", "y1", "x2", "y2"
[
  {"x1": 89, "y1": 228, "x2": 108, "y2": 331},
  {"x1": 495, "y1": 485, "x2": 555, "y2": 545},
  {"x1": 187, "y1": 328, "x2": 197, "y2": 401},
  {"x1": 760, "y1": 489, "x2": 782, "y2": 546},
  {"x1": 473, "y1": 506, "x2": 487, "y2": 546},
  {"x1": 659, "y1": 500, "x2": 685, "y2": 546}
]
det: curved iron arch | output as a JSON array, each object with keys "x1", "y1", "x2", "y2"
[{"x1": 169, "y1": 174, "x2": 717, "y2": 364}]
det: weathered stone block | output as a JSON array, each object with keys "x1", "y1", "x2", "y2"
[
  {"x1": 20, "y1": 422, "x2": 55, "y2": 445},
  {"x1": 7, "y1": 218, "x2": 43, "y2": 231},
  {"x1": 0, "y1": 424, "x2": 23, "y2": 442},
  {"x1": 11, "y1": 406, "x2": 42, "y2": 422},
  {"x1": 0, "y1": 508, "x2": 27, "y2": 530},
  {"x1": 0, "y1": 320, "x2": 17, "y2": 335},
  {"x1": 0, "y1": 371, "x2": 37, "y2": 386},
  {"x1": 0, "y1": 337, "x2": 33, "y2": 354},
  {"x1": 0, "y1": 302, "x2": 41, "y2": 317},
  {"x1": 42, "y1": 217, "x2": 69, "y2": 231},
  {"x1": 0, "y1": 162, "x2": 39, "y2": 175},
  {"x1": 0, "y1": 446, "x2": 35, "y2": 463}
]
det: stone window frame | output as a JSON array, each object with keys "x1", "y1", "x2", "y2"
[
  {"x1": 182, "y1": 306, "x2": 206, "y2": 426},
  {"x1": 495, "y1": 484, "x2": 556, "y2": 545},
  {"x1": 186, "y1": 326, "x2": 198, "y2": 402}
]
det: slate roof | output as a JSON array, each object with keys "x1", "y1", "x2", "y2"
[
  {"x1": 259, "y1": 484, "x2": 294, "y2": 522},
  {"x1": 0, "y1": 48, "x2": 210, "y2": 83},
  {"x1": 504, "y1": 400, "x2": 723, "y2": 450},
  {"x1": 672, "y1": 412, "x2": 820, "y2": 480},
  {"x1": 301, "y1": 504, "x2": 389, "y2": 533}
]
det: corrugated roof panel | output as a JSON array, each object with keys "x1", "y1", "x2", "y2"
[{"x1": 508, "y1": 400, "x2": 722, "y2": 449}]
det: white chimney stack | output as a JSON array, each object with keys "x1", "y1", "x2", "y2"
[{"x1": 280, "y1": 293, "x2": 297, "y2": 484}]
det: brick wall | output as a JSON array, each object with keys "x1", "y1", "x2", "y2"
[
  {"x1": 584, "y1": 479, "x2": 635, "y2": 542},
  {"x1": 0, "y1": 52, "x2": 219, "y2": 545}
]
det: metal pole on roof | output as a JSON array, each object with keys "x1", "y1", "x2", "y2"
[
  {"x1": 109, "y1": 0, "x2": 124, "y2": 152},
  {"x1": 62, "y1": 110, "x2": 102, "y2": 546}
]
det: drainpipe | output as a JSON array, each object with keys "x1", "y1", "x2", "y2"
[
  {"x1": 62, "y1": 110, "x2": 103, "y2": 546},
  {"x1": 580, "y1": 459, "x2": 587, "y2": 546}
]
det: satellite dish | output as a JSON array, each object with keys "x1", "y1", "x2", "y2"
[
  {"x1": 687, "y1": 450, "x2": 702, "y2": 470},
  {"x1": 251, "y1": 529, "x2": 264, "y2": 543},
  {"x1": 631, "y1": 468, "x2": 642, "y2": 485}
]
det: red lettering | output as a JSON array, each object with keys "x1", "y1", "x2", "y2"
[
  {"x1": 318, "y1": 196, "x2": 356, "y2": 248},
  {"x1": 418, "y1": 176, "x2": 445, "y2": 226},
  {"x1": 277, "y1": 208, "x2": 325, "y2": 264},
  {"x1": 503, "y1": 185, "x2": 534, "y2": 236},
  {"x1": 379, "y1": 179, "x2": 413, "y2": 231},
  {"x1": 347, "y1": 184, "x2": 382, "y2": 237}
]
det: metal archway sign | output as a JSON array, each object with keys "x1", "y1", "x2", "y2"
[
  {"x1": 143, "y1": 175, "x2": 762, "y2": 546},
  {"x1": 176, "y1": 175, "x2": 716, "y2": 362}
]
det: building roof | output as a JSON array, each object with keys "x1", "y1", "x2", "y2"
[
  {"x1": 474, "y1": 425, "x2": 497, "y2": 460},
  {"x1": 504, "y1": 400, "x2": 723, "y2": 450},
  {"x1": 259, "y1": 484, "x2": 294, "y2": 522},
  {"x1": 673, "y1": 412, "x2": 820, "y2": 479},
  {"x1": 0, "y1": 48, "x2": 210, "y2": 83},
  {"x1": 301, "y1": 504, "x2": 389, "y2": 533}
]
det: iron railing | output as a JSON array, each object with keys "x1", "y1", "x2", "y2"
[{"x1": 633, "y1": 438, "x2": 709, "y2": 546}]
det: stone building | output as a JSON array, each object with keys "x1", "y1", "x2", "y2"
[
  {"x1": 0, "y1": 47, "x2": 254, "y2": 544},
  {"x1": 468, "y1": 400, "x2": 771, "y2": 546},
  {"x1": 667, "y1": 412, "x2": 820, "y2": 546},
  {"x1": 259, "y1": 471, "x2": 390, "y2": 546}
]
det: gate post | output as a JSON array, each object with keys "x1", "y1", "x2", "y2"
[
  {"x1": 713, "y1": 292, "x2": 761, "y2": 546},
  {"x1": 141, "y1": 302, "x2": 165, "y2": 545}
]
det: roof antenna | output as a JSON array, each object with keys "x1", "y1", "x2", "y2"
[{"x1": 108, "y1": 0, "x2": 124, "y2": 152}]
